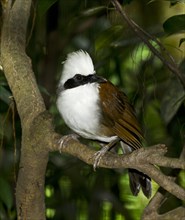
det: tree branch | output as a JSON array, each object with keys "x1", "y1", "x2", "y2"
[
  {"x1": 143, "y1": 192, "x2": 185, "y2": 220},
  {"x1": 50, "y1": 134, "x2": 185, "y2": 201},
  {"x1": 142, "y1": 145, "x2": 185, "y2": 220},
  {"x1": 111, "y1": 0, "x2": 185, "y2": 90}
]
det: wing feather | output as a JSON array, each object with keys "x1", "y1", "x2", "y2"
[{"x1": 99, "y1": 81, "x2": 143, "y2": 150}]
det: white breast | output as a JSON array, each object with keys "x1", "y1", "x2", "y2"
[
  {"x1": 57, "y1": 83, "x2": 117, "y2": 142},
  {"x1": 57, "y1": 84, "x2": 100, "y2": 138}
]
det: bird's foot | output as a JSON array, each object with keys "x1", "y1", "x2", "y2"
[
  {"x1": 58, "y1": 134, "x2": 79, "y2": 153},
  {"x1": 93, "y1": 145, "x2": 110, "y2": 171},
  {"x1": 93, "y1": 138, "x2": 120, "y2": 171}
]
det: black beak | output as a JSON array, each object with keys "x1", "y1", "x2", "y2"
[{"x1": 88, "y1": 74, "x2": 106, "y2": 84}]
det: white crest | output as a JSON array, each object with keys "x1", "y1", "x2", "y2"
[{"x1": 59, "y1": 50, "x2": 95, "y2": 86}]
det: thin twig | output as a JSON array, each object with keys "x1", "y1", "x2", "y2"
[
  {"x1": 138, "y1": 164, "x2": 185, "y2": 201},
  {"x1": 142, "y1": 145, "x2": 185, "y2": 219},
  {"x1": 111, "y1": 0, "x2": 185, "y2": 90}
]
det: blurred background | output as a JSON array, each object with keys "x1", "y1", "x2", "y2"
[{"x1": 0, "y1": 0, "x2": 185, "y2": 219}]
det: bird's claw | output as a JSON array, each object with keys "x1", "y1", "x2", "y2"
[
  {"x1": 93, "y1": 146, "x2": 109, "y2": 171},
  {"x1": 93, "y1": 138, "x2": 119, "y2": 171},
  {"x1": 93, "y1": 151, "x2": 102, "y2": 171},
  {"x1": 58, "y1": 134, "x2": 79, "y2": 153}
]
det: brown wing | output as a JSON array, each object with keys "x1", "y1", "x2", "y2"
[{"x1": 99, "y1": 81, "x2": 143, "y2": 150}]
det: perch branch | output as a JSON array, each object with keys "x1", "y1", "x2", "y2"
[{"x1": 50, "y1": 134, "x2": 185, "y2": 201}]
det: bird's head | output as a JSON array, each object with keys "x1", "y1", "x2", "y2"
[
  {"x1": 58, "y1": 50, "x2": 106, "y2": 91},
  {"x1": 59, "y1": 50, "x2": 95, "y2": 86}
]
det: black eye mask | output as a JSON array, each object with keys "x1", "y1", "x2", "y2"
[{"x1": 63, "y1": 74, "x2": 106, "y2": 90}]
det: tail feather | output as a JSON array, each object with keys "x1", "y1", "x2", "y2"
[
  {"x1": 128, "y1": 168, "x2": 152, "y2": 198},
  {"x1": 120, "y1": 142, "x2": 152, "y2": 198}
]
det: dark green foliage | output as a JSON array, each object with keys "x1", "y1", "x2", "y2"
[
  {"x1": 0, "y1": 0, "x2": 185, "y2": 219},
  {"x1": 163, "y1": 14, "x2": 185, "y2": 35}
]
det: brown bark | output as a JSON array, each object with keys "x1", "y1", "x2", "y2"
[{"x1": 1, "y1": 0, "x2": 48, "y2": 219}]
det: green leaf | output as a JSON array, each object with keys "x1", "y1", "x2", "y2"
[
  {"x1": 179, "y1": 170, "x2": 185, "y2": 188},
  {"x1": 0, "y1": 202, "x2": 6, "y2": 219},
  {"x1": 0, "y1": 178, "x2": 13, "y2": 210},
  {"x1": 161, "y1": 77, "x2": 185, "y2": 124},
  {"x1": 37, "y1": 0, "x2": 58, "y2": 17},
  {"x1": 145, "y1": 101, "x2": 167, "y2": 143},
  {"x1": 0, "y1": 86, "x2": 12, "y2": 105},
  {"x1": 168, "y1": 0, "x2": 185, "y2": 6},
  {"x1": 163, "y1": 14, "x2": 185, "y2": 35},
  {"x1": 39, "y1": 85, "x2": 51, "y2": 96},
  {"x1": 148, "y1": 0, "x2": 185, "y2": 5},
  {"x1": 95, "y1": 25, "x2": 123, "y2": 52},
  {"x1": 179, "y1": 38, "x2": 185, "y2": 47},
  {"x1": 81, "y1": 6, "x2": 107, "y2": 17}
]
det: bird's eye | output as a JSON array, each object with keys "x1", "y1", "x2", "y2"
[{"x1": 75, "y1": 74, "x2": 83, "y2": 81}]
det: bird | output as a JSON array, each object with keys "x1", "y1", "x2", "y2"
[{"x1": 56, "y1": 50, "x2": 152, "y2": 198}]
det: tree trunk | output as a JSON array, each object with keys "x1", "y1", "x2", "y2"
[{"x1": 1, "y1": 0, "x2": 50, "y2": 218}]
